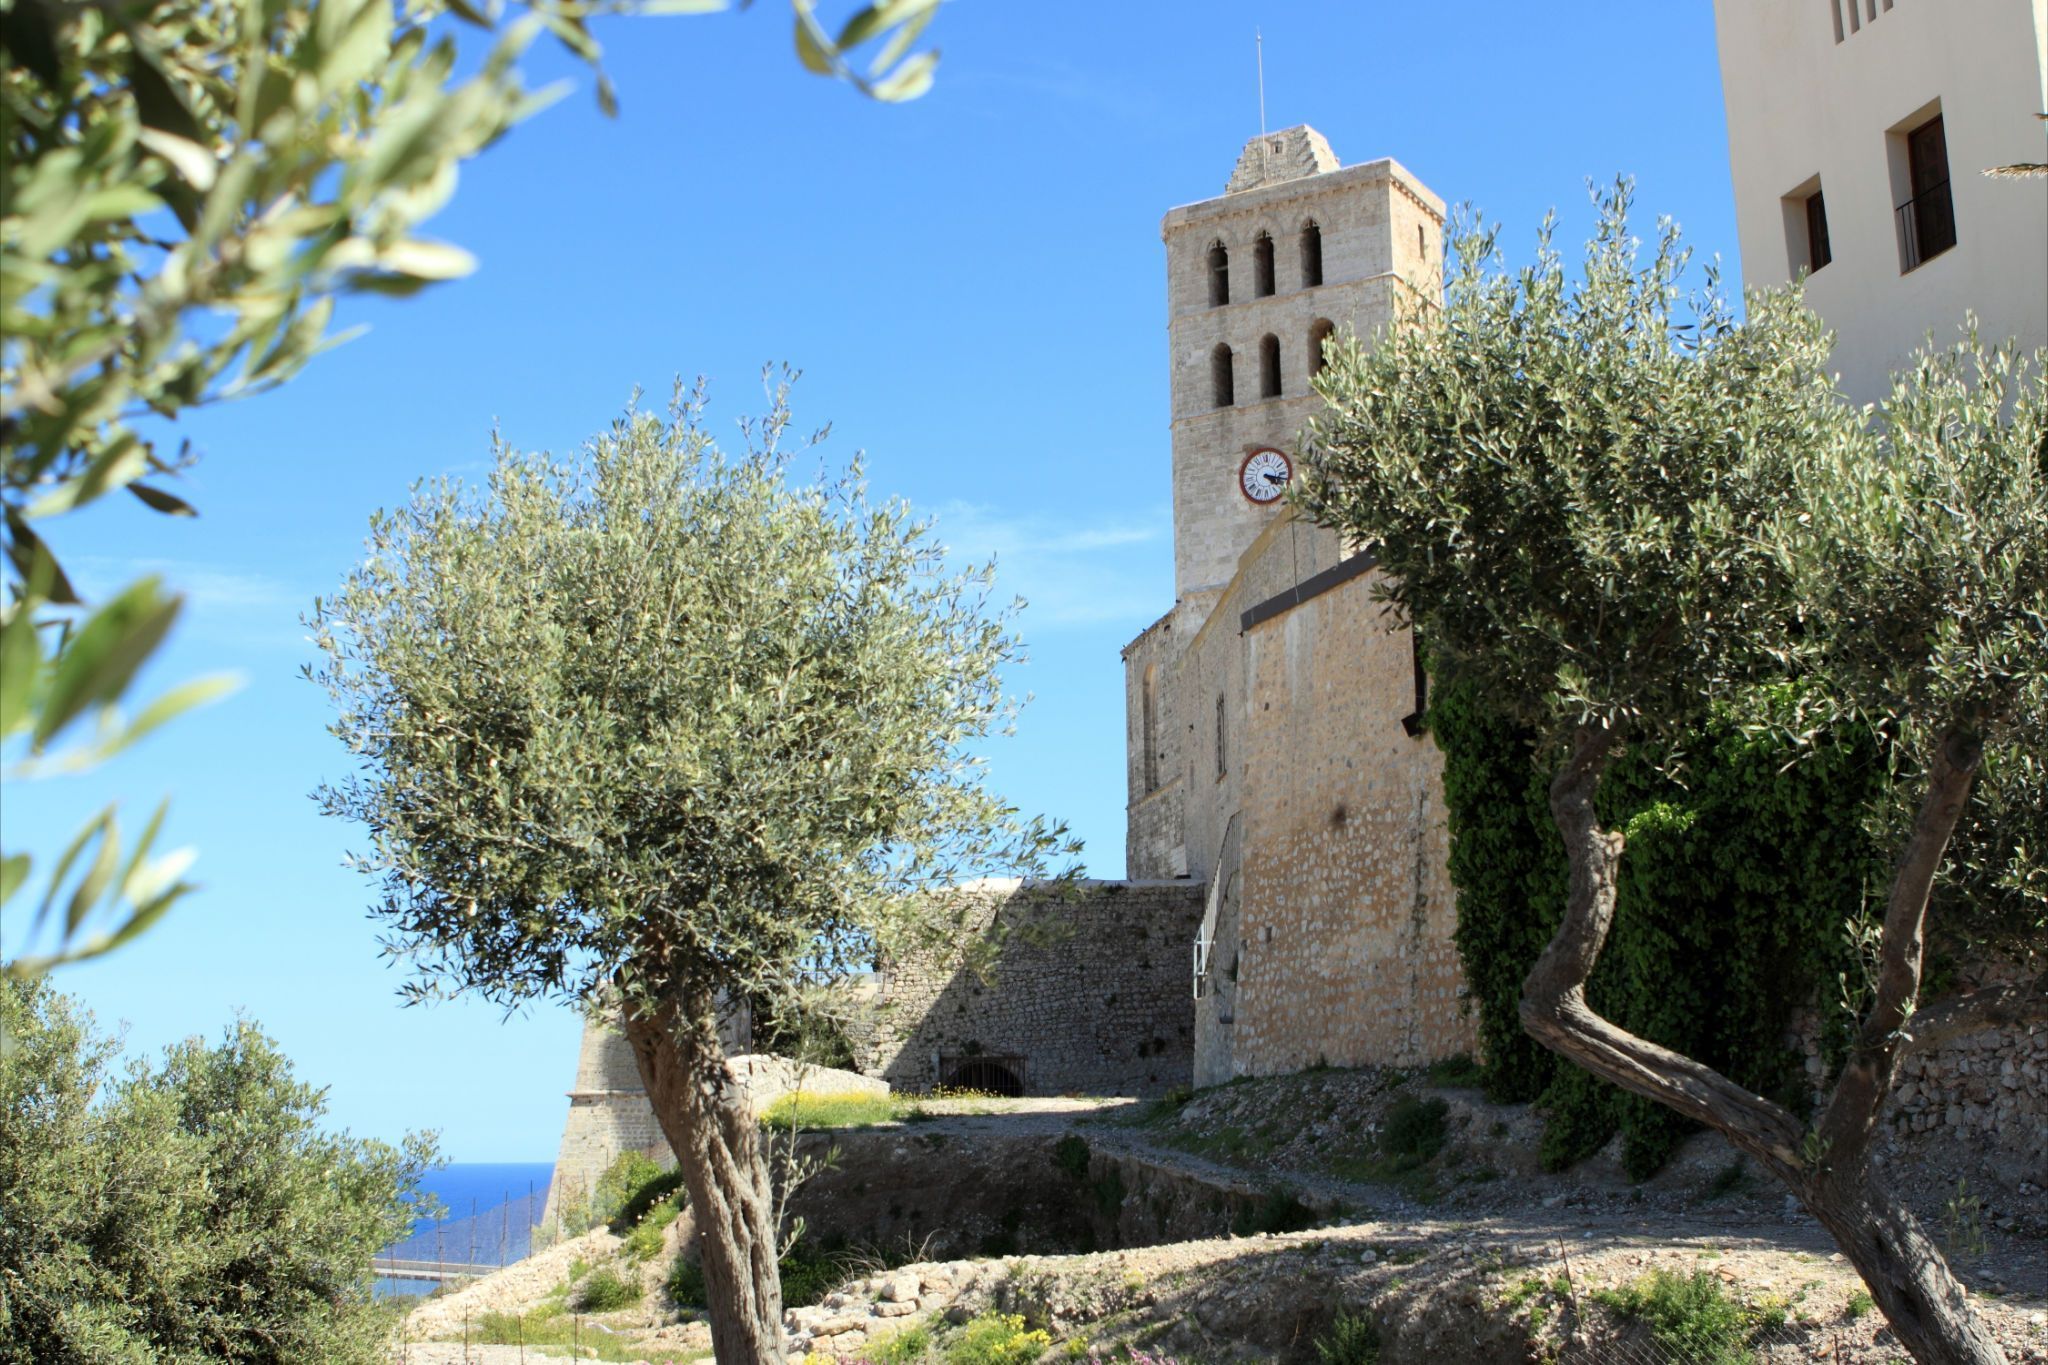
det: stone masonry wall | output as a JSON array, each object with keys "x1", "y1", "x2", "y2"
[
  {"x1": 541, "y1": 1018, "x2": 670, "y2": 1231},
  {"x1": 1835, "y1": 956, "x2": 2045, "y2": 1185},
  {"x1": 1893, "y1": 1016, "x2": 2047, "y2": 1184},
  {"x1": 1231, "y1": 563, "x2": 1476, "y2": 1074},
  {"x1": 1124, "y1": 601, "x2": 1196, "y2": 881},
  {"x1": 1163, "y1": 145, "x2": 1443, "y2": 600},
  {"x1": 854, "y1": 879, "x2": 1207, "y2": 1097},
  {"x1": 1778, "y1": 956, "x2": 2046, "y2": 1202}
]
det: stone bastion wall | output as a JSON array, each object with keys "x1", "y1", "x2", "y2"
[
  {"x1": 1786, "y1": 953, "x2": 2046, "y2": 1198},
  {"x1": 542, "y1": 878, "x2": 1207, "y2": 1226},
  {"x1": 849, "y1": 878, "x2": 1207, "y2": 1099}
]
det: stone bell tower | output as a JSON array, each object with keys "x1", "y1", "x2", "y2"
[{"x1": 1162, "y1": 125, "x2": 1445, "y2": 617}]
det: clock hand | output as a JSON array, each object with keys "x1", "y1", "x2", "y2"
[{"x1": 1262, "y1": 471, "x2": 1286, "y2": 484}]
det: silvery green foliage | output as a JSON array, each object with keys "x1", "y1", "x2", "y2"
[
  {"x1": 0, "y1": 0, "x2": 943, "y2": 556},
  {"x1": 1783, "y1": 329, "x2": 2048, "y2": 939},
  {"x1": 1297, "y1": 181, "x2": 1855, "y2": 745},
  {"x1": 310, "y1": 378, "x2": 1077, "y2": 1016},
  {"x1": 0, "y1": 977, "x2": 436, "y2": 1363},
  {"x1": 0, "y1": 0, "x2": 944, "y2": 976}
]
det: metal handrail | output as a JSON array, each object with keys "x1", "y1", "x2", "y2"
[{"x1": 1896, "y1": 177, "x2": 1955, "y2": 271}]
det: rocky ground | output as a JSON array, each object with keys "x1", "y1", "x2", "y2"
[
  {"x1": 394, "y1": 1069, "x2": 2048, "y2": 1363},
  {"x1": 1086, "y1": 1065, "x2": 2047, "y2": 1265}
]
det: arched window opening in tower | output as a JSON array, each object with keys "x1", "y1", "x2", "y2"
[
  {"x1": 944, "y1": 1058, "x2": 1024, "y2": 1097},
  {"x1": 1300, "y1": 220, "x2": 1323, "y2": 287},
  {"x1": 1253, "y1": 232, "x2": 1276, "y2": 297},
  {"x1": 1207, "y1": 241, "x2": 1229, "y2": 306},
  {"x1": 1259, "y1": 334, "x2": 1281, "y2": 399},
  {"x1": 1308, "y1": 318, "x2": 1336, "y2": 378},
  {"x1": 1212, "y1": 344, "x2": 1235, "y2": 408}
]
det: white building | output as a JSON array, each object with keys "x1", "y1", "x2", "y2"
[{"x1": 1713, "y1": 0, "x2": 2048, "y2": 405}]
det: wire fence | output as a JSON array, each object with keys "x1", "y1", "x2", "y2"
[
  {"x1": 388, "y1": 1307, "x2": 633, "y2": 1363},
  {"x1": 377, "y1": 1183, "x2": 549, "y2": 1290},
  {"x1": 1552, "y1": 1315, "x2": 1910, "y2": 1364}
]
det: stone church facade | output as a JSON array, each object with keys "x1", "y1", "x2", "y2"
[
  {"x1": 544, "y1": 127, "x2": 1475, "y2": 1219},
  {"x1": 1121, "y1": 127, "x2": 1474, "y2": 1086}
]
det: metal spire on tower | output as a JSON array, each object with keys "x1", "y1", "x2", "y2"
[{"x1": 1256, "y1": 29, "x2": 1267, "y2": 137}]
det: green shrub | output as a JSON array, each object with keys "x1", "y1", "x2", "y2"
[
  {"x1": 872, "y1": 1322, "x2": 935, "y2": 1362},
  {"x1": 1423, "y1": 1054, "x2": 1485, "y2": 1088},
  {"x1": 1315, "y1": 1310, "x2": 1382, "y2": 1364},
  {"x1": 621, "y1": 1197, "x2": 683, "y2": 1264},
  {"x1": 0, "y1": 980, "x2": 435, "y2": 1365},
  {"x1": 1381, "y1": 1096, "x2": 1449, "y2": 1166},
  {"x1": 1432, "y1": 676, "x2": 1882, "y2": 1178},
  {"x1": 582, "y1": 1150, "x2": 666, "y2": 1228},
  {"x1": 944, "y1": 1312, "x2": 1051, "y2": 1365},
  {"x1": 1702, "y1": 1159, "x2": 1749, "y2": 1203},
  {"x1": 667, "y1": 1249, "x2": 708, "y2": 1308},
  {"x1": 612, "y1": 1167, "x2": 686, "y2": 1231},
  {"x1": 779, "y1": 1235, "x2": 854, "y2": 1308},
  {"x1": 1090, "y1": 1168, "x2": 1126, "y2": 1220},
  {"x1": 1051, "y1": 1134, "x2": 1091, "y2": 1181},
  {"x1": 464, "y1": 1306, "x2": 674, "y2": 1361},
  {"x1": 575, "y1": 1265, "x2": 642, "y2": 1312},
  {"x1": 1139, "y1": 1086, "x2": 1193, "y2": 1126},
  {"x1": 1593, "y1": 1269, "x2": 1759, "y2": 1364},
  {"x1": 1233, "y1": 1188, "x2": 1318, "y2": 1236},
  {"x1": 668, "y1": 1231, "x2": 911, "y2": 1311}
]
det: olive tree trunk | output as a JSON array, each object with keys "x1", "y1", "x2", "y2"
[
  {"x1": 622, "y1": 982, "x2": 786, "y2": 1365},
  {"x1": 1519, "y1": 721, "x2": 2037, "y2": 1365}
]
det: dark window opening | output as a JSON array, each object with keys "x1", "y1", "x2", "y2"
[
  {"x1": 1308, "y1": 318, "x2": 1336, "y2": 378},
  {"x1": 1211, "y1": 344, "x2": 1235, "y2": 408},
  {"x1": 1300, "y1": 220, "x2": 1323, "y2": 287},
  {"x1": 1207, "y1": 241, "x2": 1230, "y2": 306},
  {"x1": 1141, "y1": 665, "x2": 1160, "y2": 793},
  {"x1": 1805, "y1": 189, "x2": 1832, "y2": 272},
  {"x1": 1400, "y1": 629, "x2": 1429, "y2": 738},
  {"x1": 943, "y1": 1058, "x2": 1024, "y2": 1097},
  {"x1": 1215, "y1": 695, "x2": 1227, "y2": 778},
  {"x1": 1253, "y1": 232, "x2": 1275, "y2": 297},
  {"x1": 1258, "y1": 333, "x2": 1281, "y2": 398},
  {"x1": 1898, "y1": 114, "x2": 1956, "y2": 271}
]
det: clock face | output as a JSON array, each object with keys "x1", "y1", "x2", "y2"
[{"x1": 1239, "y1": 448, "x2": 1292, "y2": 504}]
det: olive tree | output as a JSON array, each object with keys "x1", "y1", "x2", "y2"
[
  {"x1": 1297, "y1": 183, "x2": 2047, "y2": 1365},
  {"x1": 0, "y1": 977, "x2": 436, "y2": 1363},
  {"x1": 1, "y1": 0, "x2": 946, "y2": 975},
  {"x1": 310, "y1": 379, "x2": 1072, "y2": 1361}
]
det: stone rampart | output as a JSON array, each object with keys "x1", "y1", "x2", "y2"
[
  {"x1": 541, "y1": 1019, "x2": 669, "y2": 1232},
  {"x1": 1875, "y1": 957, "x2": 2046, "y2": 1184},
  {"x1": 543, "y1": 881, "x2": 1208, "y2": 1221},
  {"x1": 853, "y1": 879, "x2": 1207, "y2": 1098}
]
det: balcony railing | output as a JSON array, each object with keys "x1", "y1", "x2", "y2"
[{"x1": 1896, "y1": 179, "x2": 1957, "y2": 272}]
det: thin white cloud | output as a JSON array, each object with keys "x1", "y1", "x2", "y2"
[
  {"x1": 68, "y1": 557, "x2": 310, "y2": 651},
  {"x1": 930, "y1": 500, "x2": 1170, "y2": 630}
]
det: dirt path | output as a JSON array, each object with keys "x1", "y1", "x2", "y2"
[
  {"x1": 806, "y1": 1090, "x2": 2048, "y2": 1302},
  {"x1": 397, "y1": 1085, "x2": 2048, "y2": 1362}
]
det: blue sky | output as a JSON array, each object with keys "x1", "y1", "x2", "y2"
[{"x1": 3, "y1": 1, "x2": 1739, "y2": 1161}]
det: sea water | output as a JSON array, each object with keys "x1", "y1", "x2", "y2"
[{"x1": 375, "y1": 1160, "x2": 554, "y2": 1298}]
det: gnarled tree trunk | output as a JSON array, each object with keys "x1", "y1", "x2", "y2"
[
  {"x1": 1519, "y1": 721, "x2": 2031, "y2": 1365},
  {"x1": 622, "y1": 981, "x2": 786, "y2": 1365}
]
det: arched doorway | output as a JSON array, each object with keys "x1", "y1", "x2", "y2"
[{"x1": 942, "y1": 1057, "x2": 1026, "y2": 1097}]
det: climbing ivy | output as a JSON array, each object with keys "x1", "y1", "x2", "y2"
[{"x1": 1432, "y1": 674, "x2": 1887, "y2": 1179}]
